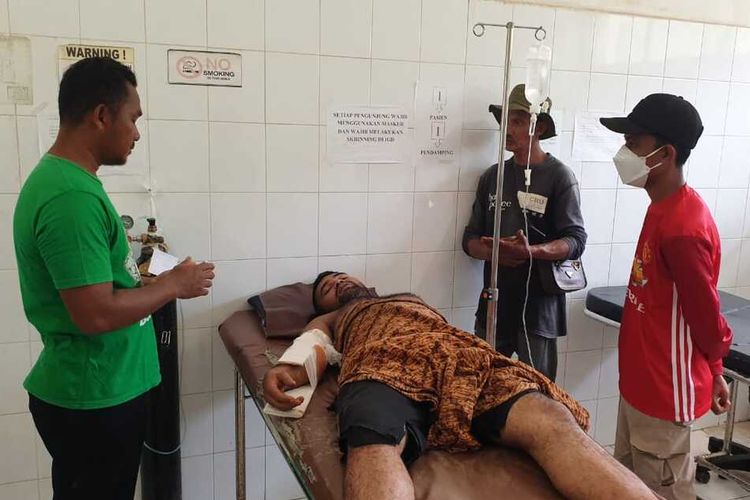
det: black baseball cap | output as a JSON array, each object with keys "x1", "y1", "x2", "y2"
[{"x1": 599, "y1": 93, "x2": 704, "y2": 151}]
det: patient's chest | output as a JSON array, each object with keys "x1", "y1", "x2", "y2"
[{"x1": 334, "y1": 296, "x2": 471, "y2": 359}]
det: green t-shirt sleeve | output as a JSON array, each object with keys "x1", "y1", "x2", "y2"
[{"x1": 35, "y1": 191, "x2": 114, "y2": 290}]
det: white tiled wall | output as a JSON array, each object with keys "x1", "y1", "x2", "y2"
[{"x1": 2, "y1": 1, "x2": 750, "y2": 498}]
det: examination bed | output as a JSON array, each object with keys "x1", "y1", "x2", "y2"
[
  {"x1": 218, "y1": 282, "x2": 563, "y2": 500},
  {"x1": 585, "y1": 286, "x2": 750, "y2": 490}
]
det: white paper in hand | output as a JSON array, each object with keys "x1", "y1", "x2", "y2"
[
  {"x1": 263, "y1": 349, "x2": 320, "y2": 419},
  {"x1": 263, "y1": 385, "x2": 315, "y2": 418},
  {"x1": 148, "y1": 248, "x2": 180, "y2": 276}
]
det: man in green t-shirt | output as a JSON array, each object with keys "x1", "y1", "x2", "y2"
[{"x1": 13, "y1": 57, "x2": 215, "y2": 500}]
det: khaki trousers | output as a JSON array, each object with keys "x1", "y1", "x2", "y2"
[{"x1": 614, "y1": 398, "x2": 695, "y2": 500}]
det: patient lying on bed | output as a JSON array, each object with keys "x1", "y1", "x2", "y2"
[{"x1": 263, "y1": 272, "x2": 656, "y2": 500}]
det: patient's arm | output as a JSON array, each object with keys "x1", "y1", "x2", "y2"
[
  {"x1": 262, "y1": 310, "x2": 339, "y2": 410},
  {"x1": 263, "y1": 364, "x2": 311, "y2": 410},
  {"x1": 304, "y1": 309, "x2": 338, "y2": 340}
]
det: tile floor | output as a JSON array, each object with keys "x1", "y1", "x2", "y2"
[
  {"x1": 692, "y1": 422, "x2": 750, "y2": 500},
  {"x1": 602, "y1": 422, "x2": 750, "y2": 499}
]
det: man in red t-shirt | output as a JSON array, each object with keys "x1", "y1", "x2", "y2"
[{"x1": 600, "y1": 94, "x2": 733, "y2": 499}]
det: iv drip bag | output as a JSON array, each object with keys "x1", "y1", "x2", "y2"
[{"x1": 524, "y1": 43, "x2": 552, "y2": 115}]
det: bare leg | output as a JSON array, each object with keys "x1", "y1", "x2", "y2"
[
  {"x1": 499, "y1": 393, "x2": 658, "y2": 500},
  {"x1": 344, "y1": 437, "x2": 414, "y2": 500}
]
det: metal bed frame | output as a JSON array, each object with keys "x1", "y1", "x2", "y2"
[
  {"x1": 234, "y1": 369, "x2": 314, "y2": 500},
  {"x1": 694, "y1": 368, "x2": 750, "y2": 490}
]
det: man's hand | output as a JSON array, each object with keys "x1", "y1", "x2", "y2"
[
  {"x1": 497, "y1": 230, "x2": 532, "y2": 267},
  {"x1": 470, "y1": 234, "x2": 528, "y2": 267},
  {"x1": 468, "y1": 233, "x2": 531, "y2": 267},
  {"x1": 712, "y1": 375, "x2": 732, "y2": 415},
  {"x1": 160, "y1": 257, "x2": 215, "y2": 299},
  {"x1": 263, "y1": 364, "x2": 308, "y2": 411},
  {"x1": 60, "y1": 258, "x2": 215, "y2": 335},
  {"x1": 476, "y1": 236, "x2": 494, "y2": 261}
]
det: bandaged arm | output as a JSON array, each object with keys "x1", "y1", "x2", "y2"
[
  {"x1": 263, "y1": 313, "x2": 341, "y2": 417},
  {"x1": 278, "y1": 328, "x2": 341, "y2": 388}
]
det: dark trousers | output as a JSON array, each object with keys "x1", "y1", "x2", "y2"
[
  {"x1": 475, "y1": 319, "x2": 558, "y2": 381},
  {"x1": 29, "y1": 392, "x2": 148, "y2": 500}
]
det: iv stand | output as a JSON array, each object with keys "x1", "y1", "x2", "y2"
[{"x1": 472, "y1": 22, "x2": 547, "y2": 350}]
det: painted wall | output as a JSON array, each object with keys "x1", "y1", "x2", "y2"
[{"x1": 504, "y1": 0, "x2": 750, "y2": 28}]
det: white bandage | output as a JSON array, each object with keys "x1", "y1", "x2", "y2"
[
  {"x1": 278, "y1": 329, "x2": 341, "y2": 368},
  {"x1": 263, "y1": 329, "x2": 340, "y2": 419}
]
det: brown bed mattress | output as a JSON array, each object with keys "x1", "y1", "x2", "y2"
[{"x1": 219, "y1": 310, "x2": 562, "y2": 500}]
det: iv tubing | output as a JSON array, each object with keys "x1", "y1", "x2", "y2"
[{"x1": 520, "y1": 115, "x2": 537, "y2": 370}]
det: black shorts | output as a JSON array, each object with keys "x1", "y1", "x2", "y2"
[{"x1": 335, "y1": 380, "x2": 537, "y2": 465}]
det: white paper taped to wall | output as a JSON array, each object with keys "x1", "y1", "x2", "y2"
[
  {"x1": 572, "y1": 111, "x2": 623, "y2": 162},
  {"x1": 0, "y1": 36, "x2": 33, "y2": 105},
  {"x1": 326, "y1": 105, "x2": 412, "y2": 164},
  {"x1": 34, "y1": 102, "x2": 149, "y2": 188},
  {"x1": 35, "y1": 104, "x2": 60, "y2": 156},
  {"x1": 542, "y1": 110, "x2": 564, "y2": 158}
]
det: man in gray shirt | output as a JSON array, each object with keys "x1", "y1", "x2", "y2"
[{"x1": 463, "y1": 84, "x2": 586, "y2": 381}]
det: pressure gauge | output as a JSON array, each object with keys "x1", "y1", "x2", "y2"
[{"x1": 121, "y1": 214, "x2": 134, "y2": 230}]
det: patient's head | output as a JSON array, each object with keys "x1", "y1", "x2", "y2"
[{"x1": 312, "y1": 271, "x2": 376, "y2": 315}]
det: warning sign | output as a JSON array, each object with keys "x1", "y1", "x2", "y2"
[
  {"x1": 58, "y1": 44, "x2": 135, "y2": 80},
  {"x1": 167, "y1": 50, "x2": 242, "y2": 87}
]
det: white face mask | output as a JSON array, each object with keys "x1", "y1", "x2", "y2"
[{"x1": 612, "y1": 145, "x2": 664, "y2": 188}]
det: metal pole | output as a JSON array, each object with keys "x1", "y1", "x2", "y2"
[
  {"x1": 722, "y1": 376, "x2": 739, "y2": 454},
  {"x1": 484, "y1": 22, "x2": 514, "y2": 350},
  {"x1": 235, "y1": 369, "x2": 246, "y2": 500}
]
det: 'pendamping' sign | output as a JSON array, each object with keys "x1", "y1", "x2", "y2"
[{"x1": 168, "y1": 50, "x2": 242, "y2": 87}]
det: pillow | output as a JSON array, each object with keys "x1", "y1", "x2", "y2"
[{"x1": 247, "y1": 282, "x2": 315, "y2": 338}]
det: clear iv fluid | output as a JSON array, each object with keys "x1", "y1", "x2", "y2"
[
  {"x1": 524, "y1": 44, "x2": 552, "y2": 113},
  {"x1": 520, "y1": 44, "x2": 551, "y2": 364}
]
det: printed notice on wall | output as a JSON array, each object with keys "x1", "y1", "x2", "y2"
[
  {"x1": 542, "y1": 110, "x2": 564, "y2": 158},
  {"x1": 326, "y1": 105, "x2": 411, "y2": 164},
  {"x1": 415, "y1": 80, "x2": 462, "y2": 167},
  {"x1": 35, "y1": 102, "x2": 147, "y2": 185},
  {"x1": 35, "y1": 104, "x2": 59, "y2": 156},
  {"x1": 168, "y1": 50, "x2": 242, "y2": 87},
  {"x1": 58, "y1": 44, "x2": 135, "y2": 81},
  {"x1": 0, "y1": 36, "x2": 33, "y2": 105},
  {"x1": 572, "y1": 111, "x2": 622, "y2": 161}
]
